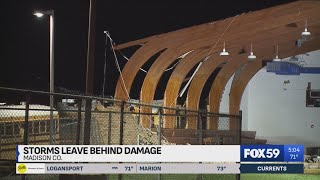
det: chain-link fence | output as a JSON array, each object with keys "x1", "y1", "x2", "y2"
[{"x1": 0, "y1": 87, "x2": 242, "y2": 180}]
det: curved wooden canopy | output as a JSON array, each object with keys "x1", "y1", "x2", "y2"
[
  {"x1": 212, "y1": 24, "x2": 320, "y2": 114},
  {"x1": 114, "y1": 1, "x2": 308, "y2": 51},
  {"x1": 113, "y1": 1, "x2": 320, "y2": 129},
  {"x1": 114, "y1": 1, "x2": 317, "y2": 100},
  {"x1": 186, "y1": 22, "x2": 320, "y2": 129},
  {"x1": 228, "y1": 37, "x2": 320, "y2": 130}
]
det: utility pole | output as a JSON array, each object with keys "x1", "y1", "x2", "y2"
[{"x1": 84, "y1": 0, "x2": 97, "y2": 145}]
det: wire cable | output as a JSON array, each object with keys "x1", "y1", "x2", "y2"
[
  {"x1": 117, "y1": 46, "x2": 191, "y2": 73},
  {"x1": 118, "y1": 50, "x2": 148, "y2": 73},
  {"x1": 203, "y1": 15, "x2": 239, "y2": 62},
  {"x1": 102, "y1": 31, "x2": 108, "y2": 98},
  {"x1": 105, "y1": 31, "x2": 131, "y2": 100},
  {"x1": 104, "y1": 33, "x2": 195, "y2": 100},
  {"x1": 110, "y1": 38, "x2": 193, "y2": 73}
]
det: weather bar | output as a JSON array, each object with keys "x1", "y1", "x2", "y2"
[{"x1": 16, "y1": 163, "x2": 241, "y2": 174}]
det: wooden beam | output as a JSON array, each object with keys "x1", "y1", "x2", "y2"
[
  {"x1": 114, "y1": 40, "x2": 166, "y2": 100},
  {"x1": 186, "y1": 55, "x2": 227, "y2": 130},
  {"x1": 163, "y1": 48, "x2": 211, "y2": 128},
  {"x1": 113, "y1": 38, "x2": 152, "y2": 50}
]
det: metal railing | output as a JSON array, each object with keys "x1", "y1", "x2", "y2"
[{"x1": 0, "y1": 87, "x2": 242, "y2": 180}]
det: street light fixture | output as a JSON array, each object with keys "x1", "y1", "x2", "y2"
[
  {"x1": 34, "y1": 10, "x2": 55, "y2": 144},
  {"x1": 33, "y1": 12, "x2": 44, "y2": 17}
]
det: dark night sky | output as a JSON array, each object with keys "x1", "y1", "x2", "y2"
[{"x1": 1, "y1": 0, "x2": 296, "y2": 99}]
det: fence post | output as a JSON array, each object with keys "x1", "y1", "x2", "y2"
[
  {"x1": 22, "y1": 95, "x2": 30, "y2": 180},
  {"x1": 76, "y1": 98, "x2": 82, "y2": 145},
  {"x1": 197, "y1": 110, "x2": 203, "y2": 180},
  {"x1": 119, "y1": 101, "x2": 124, "y2": 145},
  {"x1": 158, "y1": 108, "x2": 163, "y2": 145},
  {"x1": 23, "y1": 95, "x2": 30, "y2": 145},
  {"x1": 157, "y1": 108, "x2": 163, "y2": 180},
  {"x1": 235, "y1": 110, "x2": 243, "y2": 180},
  {"x1": 108, "y1": 112, "x2": 112, "y2": 145},
  {"x1": 239, "y1": 110, "x2": 242, "y2": 145},
  {"x1": 118, "y1": 101, "x2": 125, "y2": 180},
  {"x1": 198, "y1": 110, "x2": 203, "y2": 145},
  {"x1": 83, "y1": 98, "x2": 92, "y2": 145},
  {"x1": 138, "y1": 105, "x2": 141, "y2": 125},
  {"x1": 49, "y1": 93, "x2": 55, "y2": 145}
]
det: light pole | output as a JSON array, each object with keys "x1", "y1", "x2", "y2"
[{"x1": 34, "y1": 10, "x2": 55, "y2": 144}]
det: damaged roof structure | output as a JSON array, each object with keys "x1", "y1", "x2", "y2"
[{"x1": 112, "y1": 1, "x2": 320, "y2": 130}]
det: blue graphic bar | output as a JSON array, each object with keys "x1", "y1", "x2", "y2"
[
  {"x1": 241, "y1": 145, "x2": 284, "y2": 162},
  {"x1": 241, "y1": 145, "x2": 304, "y2": 162},
  {"x1": 240, "y1": 164, "x2": 304, "y2": 173},
  {"x1": 283, "y1": 145, "x2": 304, "y2": 162}
]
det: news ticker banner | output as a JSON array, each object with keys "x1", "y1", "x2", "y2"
[
  {"x1": 16, "y1": 163, "x2": 304, "y2": 174},
  {"x1": 16, "y1": 144, "x2": 304, "y2": 163},
  {"x1": 17, "y1": 145, "x2": 239, "y2": 163}
]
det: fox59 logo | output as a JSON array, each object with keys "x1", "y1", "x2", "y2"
[{"x1": 241, "y1": 145, "x2": 284, "y2": 162}]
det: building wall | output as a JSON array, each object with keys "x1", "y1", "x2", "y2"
[{"x1": 220, "y1": 50, "x2": 320, "y2": 147}]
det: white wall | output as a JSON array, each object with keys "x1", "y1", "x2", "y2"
[{"x1": 220, "y1": 50, "x2": 320, "y2": 147}]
